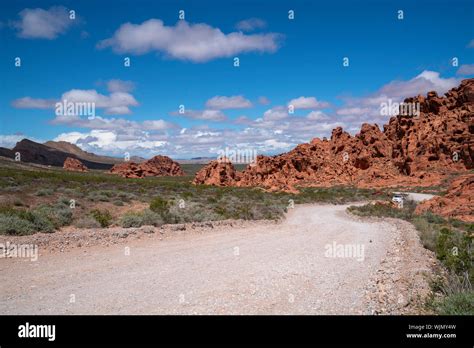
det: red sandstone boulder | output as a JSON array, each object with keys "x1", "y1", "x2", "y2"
[
  {"x1": 193, "y1": 158, "x2": 239, "y2": 186},
  {"x1": 63, "y1": 157, "x2": 88, "y2": 172},
  {"x1": 415, "y1": 175, "x2": 474, "y2": 222},
  {"x1": 110, "y1": 155, "x2": 184, "y2": 178}
]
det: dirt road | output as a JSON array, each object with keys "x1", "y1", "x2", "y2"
[{"x1": 0, "y1": 204, "x2": 436, "y2": 314}]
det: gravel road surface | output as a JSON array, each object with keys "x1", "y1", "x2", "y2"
[{"x1": 0, "y1": 204, "x2": 436, "y2": 314}]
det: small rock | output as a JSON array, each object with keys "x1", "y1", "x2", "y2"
[{"x1": 169, "y1": 224, "x2": 186, "y2": 231}]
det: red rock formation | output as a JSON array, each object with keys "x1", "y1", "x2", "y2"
[
  {"x1": 63, "y1": 157, "x2": 88, "y2": 172},
  {"x1": 193, "y1": 79, "x2": 474, "y2": 192},
  {"x1": 194, "y1": 158, "x2": 239, "y2": 186},
  {"x1": 110, "y1": 155, "x2": 184, "y2": 178},
  {"x1": 415, "y1": 175, "x2": 474, "y2": 222}
]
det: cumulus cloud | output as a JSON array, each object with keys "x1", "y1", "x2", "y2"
[
  {"x1": 172, "y1": 109, "x2": 227, "y2": 121},
  {"x1": 97, "y1": 19, "x2": 282, "y2": 62},
  {"x1": 235, "y1": 18, "x2": 267, "y2": 32},
  {"x1": 106, "y1": 79, "x2": 135, "y2": 93},
  {"x1": 11, "y1": 97, "x2": 56, "y2": 109},
  {"x1": 61, "y1": 89, "x2": 138, "y2": 115},
  {"x1": 336, "y1": 107, "x2": 371, "y2": 116},
  {"x1": 336, "y1": 70, "x2": 460, "y2": 122},
  {"x1": 12, "y1": 6, "x2": 75, "y2": 39},
  {"x1": 258, "y1": 96, "x2": 270, "y2": 105},
  {"x1": 262, "y1": 106, "x2": 289, "y2": 121},
  {"x1": 306, "y1": 110, "x2": 329, "y2": 120},
  {"x1": 457, "y1": 64, "x2": 474, "y2": 75},
  {"x1": 54, "y1": 130, "x2": 168, "y2": 155},
  {"x1": 288, "y1": 96, "x2": 330, "y2": 109},
  {"x1": 0, "y1": 134, "x2": 43, "y2": 148},
  {"x1": 205, "y1": 95, "x2": 252, "y2": 109},
  {"x1": 12, "y1": 88, "x2": 139, "y2": 115},
  {"x1": 376, "y1": 70, "x2": 459, "y2": 100},
  {"x1": 51, "y1": 114, "x2": 175, "y2": 132}
]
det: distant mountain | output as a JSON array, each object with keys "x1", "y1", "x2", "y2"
[
  {"x1": 44, "y1": 141, "x2": 145, "y2": 164},
  {"x1": 177, "y1": 157, "x2": 215, "y2": 164},
  {"x1": 0, "y1": 139, "x2": 147, "y2": 169},
  {"x1": 0, "y1": 139, "x2": 113, "y2": 169}
]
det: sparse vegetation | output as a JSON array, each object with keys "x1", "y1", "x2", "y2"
[
  {"x1": 89, "y1": 209, "x2": 113, "y2": 228},
  {"x1": 348, "y1": 201, "x2": 473, "y2": 315}
]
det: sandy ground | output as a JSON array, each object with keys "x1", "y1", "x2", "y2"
[{"x1": 0, "y1": 204, "x2": 437, "y2": 315}]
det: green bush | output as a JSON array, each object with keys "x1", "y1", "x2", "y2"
[
  {"x1": 74, "y1": 216, "x2": 101, "y2": 229},
  {"x1": 150, "y1": 197, "x2": 169, "y2": 214},
  {"x1": 90, "y1": 209, "x2": 113, "y2": 228},
  {"x1": 436, "y1": 228, "x2": 472, "y2": 277},
  {"x1": 432, "y1": 292, "x2": 474, "y2": 315},
  {"x1": 120, "y1": 209, "x2": 163, "y2": 228},
  {"x1": 0, "y1": 214, "x2": 35, "y2": 235},
  {"x1": 0, "y1": 203, "x2": 72, "y2": 234}
]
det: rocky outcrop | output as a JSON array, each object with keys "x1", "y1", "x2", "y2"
[
  {"x1": 193, "y1": 158, "x2": 239, "y2": 186},
  {"x1": 193, "y1": 79, "x2": 474, "y2": 191},
  {"x1": 63, "y1": 157, "x2": 88, "y2": 172},
  {"x1": 110, "y1": 155, "x2": 184, "y2": 178},
  {"x1": 415, "y1": 175, "x2": 474, "y2": 222}
]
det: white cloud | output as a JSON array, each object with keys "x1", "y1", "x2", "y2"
[
  {"x1": 13, "y1": 88, "x2": 139, "y2": 115},
  {"x1": 97, "y1": 19, "x2": 282, "y2": 62},
  {"x1": 262, "y1": 106, "x2": 288, "y2": 121},
  {"x1": 60, "y1": 89, "x2": 138, "y2": 115},
  {"x1": 205, "y1": 95, "x2": 252, "y2": 109},
  {"x1": 12, "y1": 6, "x2": 74, "y2": 39},
  {"x1": 0, "y1": 134, "x2": 42, "y2": 148},
  {"x1": 106, "y1": 79, "x2": 135, "y2": 93},
  {"x1": 306, "y1": 110, "x2": 329, "y2": 120},
  {"x1": 336, "y1": 107, "x2": 371, "y2": 116},
  {"x1": 258, "y1": 96, "x2": 270, "y2": 105},
  {"x1": 51, "y1": 114, "x2": 175, "y2": 132},
  {"x1": 457, "y1": 64, "x2": 474, "y2": 75},
  {"x1": 172, "y1": 109, "x2": 227, "y2": 121},
  {"x1": 235, "y1": 18, "x2": 267, "y2": 32},
  {"x1": 54, "y1": 130, "x2": 168, "y2": 154},
  {"x1": 335, "y1": 70, "x2": 460, "y2": 121},
  {"x1": 11, "y1": 97, "x2": 55, "y2": 109},
  {"x1": 288, "y1": 96, "x2": 330, "y2": 109},
  {"x1": 377, "y1": 70, "x2": 459, "y2": 99}
]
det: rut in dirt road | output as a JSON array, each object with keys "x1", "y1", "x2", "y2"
[{"x1": 0, "y1": 204, "x2": 437, "y2": 314}]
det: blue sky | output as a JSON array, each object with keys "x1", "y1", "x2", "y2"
[{"x1": 0, "y1": 0, "x2": 473, "y2": 158}]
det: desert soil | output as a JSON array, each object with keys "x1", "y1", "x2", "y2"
[{"x1": 0, "y1": 204, "x2": 438, "y2": 315}]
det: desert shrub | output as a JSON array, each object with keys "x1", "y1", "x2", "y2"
[
  {"x1": 74, "y1": 216, "x2": 101, "y2": 229},
  {"x1": 167, "y1": 201, "x2": 221, "y2": 223},
  {"x1": 89, "y1": 209, "x2": 112, "y2": 228},
  {"x1": 57, "y1": 196, "x2": 71, "y2": 206},
  {"x1": 34, "y1": 204, "x2": 73, "y2": 228},
  {"x1": 86, "y1": 191, "x2": 110, "y2": 202},
  {"x1": 431, "y1": 292, "x2": 474, "y2": 315},
  {"x1": 35, "y1": 188, "x2": 54, "y2": 196},
  {"x1": 117, "y1": 191, "x2": 136, "y2": 202},
  {"x1": 436, "y1": 228, "x2": 472, "y2": 277},
  {"x1": 120, "y1": 212, "x2": 144, "y2": 228},
  {"x1": 113, "y1": 200, "x2": 125, "y2": 206},
  {"x1": 120, "y1": 209, "x2": 163, "y2": 228},
  {"x1": 27, "y1": 209, "x2": 56, "y2": 233},
  {"x1": 150, "y1": 197, "x2": 169, "y2": 214},
  {"x1": 347, "y1": 199, "x2": 416, "y2": 220},
  {"x1": 0, "y1": 202, "x2": 72, "y2": 234},
  {"x1": 349, "y1": 200, "x2": 473, "y2": 313},
  {"x1": 0, "y1": 214, "x2": 35, "y2": 235},
  {"x1": 412, "y1": 216, "x2": 438, "y2": 251}
]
